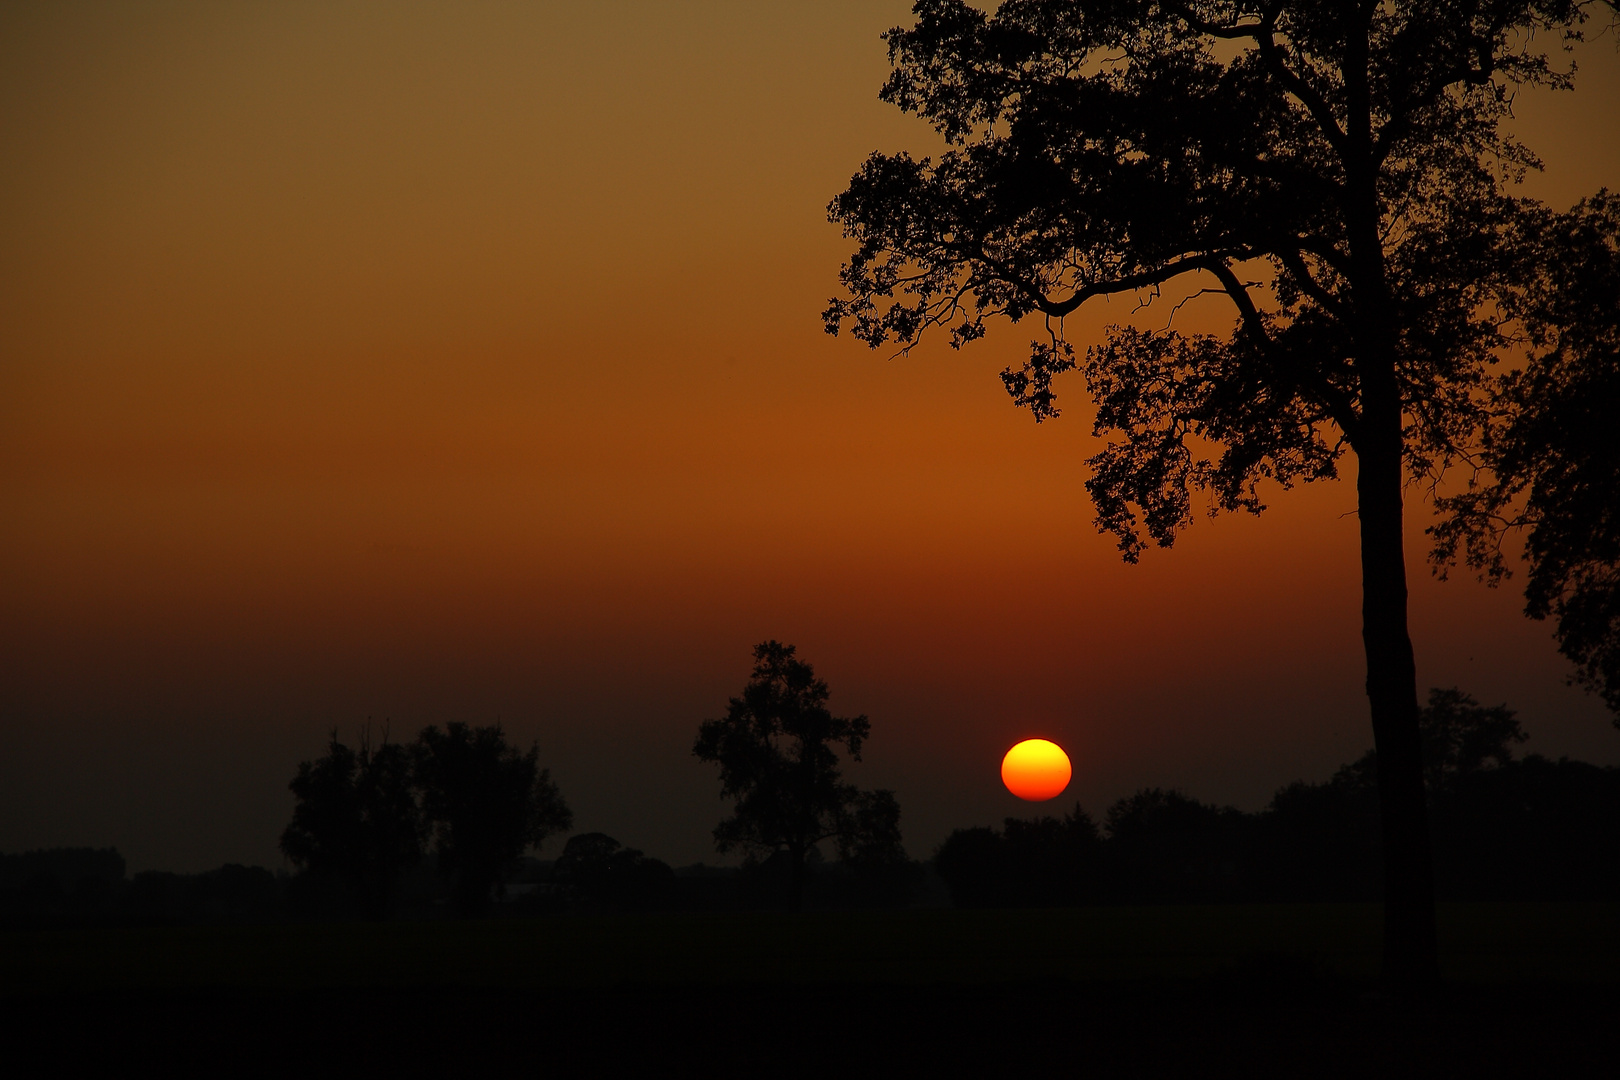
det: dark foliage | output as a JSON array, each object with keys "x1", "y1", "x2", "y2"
[
  {"x1": 123, "y1": 865, "x2": 282, "y2": 924},
  {"x1": 935, "y1": 805, "x2": 1100, "y2": 906},
  {"x1": 693, "y1": 641, "x2": 904, "y2": 909},
  {"x1": 1431, "y1": 754, "x2": 1620, "y2": 899},
  {"x1": 280, "y1": 728, "x2": 423, "y2": 921},
  {"x1": 801, "y1": 852, "x2": 928, "y2": 909},
  {"x1": 0, "y1": 848, "x2": 124, "y2": 893},
  {"x1": 726, "y1": 847, "x2": 929, "y2": 910},
  {"x1": 0, "y1": 852, "x2": 288, "y2": 928},
  {"x1": 0, "y1": 848, "x2": 127, "y2": 925},
  {"x1": 552, "y1": 833, "x2": 676, "y2": 911},
  {"x1": 933, "y1": 828, "x2": 1007, "y2": 908},
  {"x1": 414, "y1": 722, "x2": 573, "y2": 917},
  {"x1": 1253, "y1": 776, "x2": 1383, "y2": 901},
  {"x1": 1433, "y1": 193, "x2": 1620, "y2": 719},
  {"x1": 1105, "y1": 788, "x2": 1248, "y2": 902}
]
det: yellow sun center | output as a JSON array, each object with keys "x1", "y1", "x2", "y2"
[{"x1": 1001, "y1": 738, "x2": 1072, "y2": 801}]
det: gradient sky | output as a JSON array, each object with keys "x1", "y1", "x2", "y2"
[{"x1": 4, "y1": 2, "x2": 1618, "y2": 873}]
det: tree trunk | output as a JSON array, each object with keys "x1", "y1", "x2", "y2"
[
  {"x1": 788, "y1": 845, "x2": 807, "y2": 911},
  {"x1": 1341, "y1": 8, "x2": 1437, "y2": 981},
  {"x1": 1356, "y1": 388, "x2": 1439, "y2": 988}
]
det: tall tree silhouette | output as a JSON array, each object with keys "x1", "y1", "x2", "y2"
[
  {"x1": 693, "y1": 641, "x2": 902, "y2": 908},
  {"x1": 413, "y1": 722, "x2": 572, "y2": 917},
  {"x1": 280, "y1": 727, "x2": 422, "y2": 920},
  {"x1": 826, "y1": 0, "x2": 1611, "y2": 986}
]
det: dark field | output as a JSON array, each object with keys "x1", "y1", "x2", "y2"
[{"x1": 6, "y1": 904, "x2": 1618, "y2": 1076}]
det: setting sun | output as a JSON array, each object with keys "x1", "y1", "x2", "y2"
[{"x1": 1000, "y1": 739, "x2": 1072, "y2": 802}]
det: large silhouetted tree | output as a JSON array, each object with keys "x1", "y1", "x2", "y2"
[
  {"x1": 693, "y1": 641, "x2": 903, "y2": 909},
  {"x1": 413, "y1": 722, "x2": 572, "y2": 917},
  {"x1": 280, "y1": 727, "x2": 422, "y2": 920},
  {"x1": 826, "y1": 0, "x2": 1612, "y2": 986}
]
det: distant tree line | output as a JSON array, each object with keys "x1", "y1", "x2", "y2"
[
  {"x1": 0, "y1": 842, "x2": 920, "y2": 929},
  {"x1": 0, "y1": 850, "x2": 282, "y2": 928},
  {"x1": 936, "y1": 689, "x2": 1620, "y2": 907},
  {"x1": 9, "y1": 678, "x2": 1615, "y2": 929}
]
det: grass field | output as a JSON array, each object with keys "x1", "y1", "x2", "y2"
[
  {"x1": 5, "y1": 902, "x2": 1617, "y2": 994},
  {"x1": 6, "y1": 905, "x2": 1617, "y2": 1076}
]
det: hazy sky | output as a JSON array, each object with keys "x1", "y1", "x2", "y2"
[{"x1": 4, "y1": 2, "x2": 1618, "y2": 873}]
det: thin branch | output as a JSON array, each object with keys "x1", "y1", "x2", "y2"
[
  {"x1": 1009, "y1": 251, "x2": 1247, "y2": 318},
  {"x1": 1169, "y1": 2, "x2": 1351, "y2": 159}
]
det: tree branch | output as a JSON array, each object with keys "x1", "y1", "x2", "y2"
[
  {"x1": 1006, "y1": 251, "x2": 1248, "y2": 318},
  {"x1": 1274, "y1": 244, "x2": 1348, "y2": 318},
  {"x1": 1205, "y1": 257, "x2": 1362, "y2": 440}
]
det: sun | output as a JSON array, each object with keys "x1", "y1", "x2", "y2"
[{"x1": 1001, "y1": 739, "x2": 1072, "y2": 801}]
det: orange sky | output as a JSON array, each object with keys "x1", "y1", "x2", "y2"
[{"x1": 3, "y1": 2, "x2": 1618, "y2": 872}]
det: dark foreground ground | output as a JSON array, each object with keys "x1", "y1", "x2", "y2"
[{"x1": 5, "y1": 904, "x2": 1618, "y2": 1077}]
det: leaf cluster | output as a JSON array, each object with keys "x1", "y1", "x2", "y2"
[{"x1": 1432, "y1": 193, "x2": 1620, "y2": 714}]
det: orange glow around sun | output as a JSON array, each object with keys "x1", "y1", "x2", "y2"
[{"x1": 1001, "y1": 739, "x2": 1072, "y2": 801}]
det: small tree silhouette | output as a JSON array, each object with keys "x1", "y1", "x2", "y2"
[
  {"x1": 413, "y1": 722, "x2": 572, "y2": 917},
  {"x1": 280, "y1": 726, "x2": 421, "y2": 921},
  {"x1": 1336, "y1": 686, "x2": 1527, "y2": 795},
  {"x1": 694, "y1": 641, "x2": 902, "y2": 909}
]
